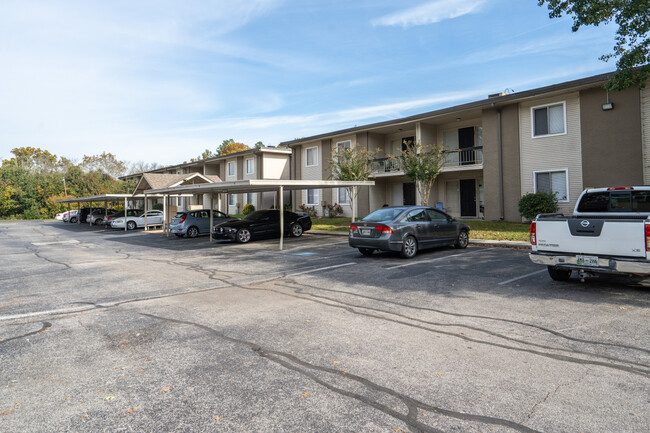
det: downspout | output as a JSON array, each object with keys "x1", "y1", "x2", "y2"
[{"x1": 497, "y1": 108, "x2": 504, "y2": 220}]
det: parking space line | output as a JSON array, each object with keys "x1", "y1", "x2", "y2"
[
  {"x1": 288, "y1": 262, "x2": 356, "y2": 276},
  {"x1": 384, "y1": 248, "x2": 485, "y2": 270},
  {"x1": 498, "y1": 269, "x2": 546, "y2": 285}
]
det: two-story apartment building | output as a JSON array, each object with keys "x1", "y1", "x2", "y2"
[
  {"x1": 282, "y1": 72, "x2": 650, "y2": 222},
  {"x1": 124, "y1": 147, "x2": 291, "y2": 214}
]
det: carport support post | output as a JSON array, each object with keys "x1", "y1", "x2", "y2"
[
  {"x1": 144, "y1": 195, "x2": 148, "y2": 231},
  {"x1": 104, "y1": 201, "x2": 108, "y2": 227},
  {"x1": 77, "y1": 201, "x2": 80, "y2": 224},
  {"x1": 209, "y1": 193, "x2": 214, "y2": 242},
  {"x1": 165, "y1": 195, "x2": 169, "y2": 237},
  {"x1": 279, "y1": 186, "x2": 284, "y2": 251},
  {"x1": 124, "y1": 197, "x2": 128, "y2": 232},
  {"x1": 352, "y1": 186, "x2": 358, "y2": 222}
]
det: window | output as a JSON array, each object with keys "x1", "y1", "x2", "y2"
[
  {"x1": 246, "y1": 158, "x2": 254, "y2": 175},
  {"x1": 246, "y1": 193, "x2": 255, "y2": 205},
  {"x1": 406, "y1": 209, "x2": 429, "y2": 222},
  {"x1": 532, "y1": 102, "x2": 565, "y2": 137},
  {"x1": 426, "y1": 209, "x2": 448, "y2": 222},
  {"x1": 306, "y1": 189, "x2": 319, "y2": 205},
  {"x1": 337, "y1": 188, "x2": 349, "y2": 204},
  {"x1": 306, "y1": 147, "x2": 318, "y2": 167},
  {"x1": 577, "y1": 191, "x2": 650, "y2": 212},
  {"x1": 227, "y1": 161, "x2": 235, "y2": 177},
  {"x1": 534, "y1": 170, "x2": 568, "y2": 201},
  {"x1": 336, "y1": 140, "x2": 351, "y2": 152},
  {"x1": 228, "y1": 194, "x2": 236, "y2": 206}
]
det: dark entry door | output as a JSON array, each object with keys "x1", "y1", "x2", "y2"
[
  {"x1": 460, "y1": 179, "x2": 476, "y2": 217},
  {"x1": 403, "y1": 183, "x2": 416, "y2": 206},
  {"x1": 458, "y1": 127, "x2": 475, "y2": 165}
]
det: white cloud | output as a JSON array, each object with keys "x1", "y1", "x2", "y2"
[{"x1": 372, "y1": 0, "x2": 486, "y2": 28}]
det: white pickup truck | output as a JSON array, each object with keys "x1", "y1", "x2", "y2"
[{"x1": 529, "y1": 186, "x2": 650, "y2": 281}]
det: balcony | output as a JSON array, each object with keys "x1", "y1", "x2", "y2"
[{"x1": 370, "y1": 146, "x2": 483, "y2": 176}]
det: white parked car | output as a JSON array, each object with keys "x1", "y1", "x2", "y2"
[
  {"x1": 61, "y1": 210, "x2": 78, "y2": 222},
  {"x1": 111, "y1": 210, "x2": 164, "y2": 230}
]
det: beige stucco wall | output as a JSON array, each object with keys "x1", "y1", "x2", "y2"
[
  {"x1": 262, "y1": 153, "x2": 290, "y2": 179},
  {"x1": 519, "y1": 92, "x2": 583, "y2": 215},
  {"x1": 298, "y1": 140, "x2": 324, "y2": 214}
]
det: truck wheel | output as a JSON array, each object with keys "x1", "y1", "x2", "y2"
[{"x1": 548, "y1": 266, "x2": 571, "y2": 281}]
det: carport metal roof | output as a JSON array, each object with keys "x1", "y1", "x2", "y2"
[
  {"x1": 145, "y1": 179, "x2": 375, "y2": 250},
  {"x1": 144, "y1": 179, "x2": 375, "y2": 196},
  {"x1": 55, "y1": 193, "x2": 192, "y2": 204}
]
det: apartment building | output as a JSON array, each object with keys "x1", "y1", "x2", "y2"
[
  {"x1": 282, "y1": 72, "x2": 650, "y2": 221},
  {"x1": 124, "y1": 147, "x2": 291, "y2": 214}
]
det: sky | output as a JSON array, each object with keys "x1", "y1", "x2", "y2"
[{"x1": 0, "y1": 0, "x2": 617, "y2": 166}]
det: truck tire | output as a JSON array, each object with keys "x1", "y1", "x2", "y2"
[{"x1": 548, "y1": 266, "x2": 571, "y2": 281}]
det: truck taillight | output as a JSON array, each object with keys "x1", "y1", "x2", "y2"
[
  {"x1": 374, "y1": 225, "x2": 393, "y2": 234},
  {"x1": 530, "y1": 222, "x2": 537, "y2": 245},
  {"x1": 607, "y1": 186, "x2": 634, "y2": 190},
  {"x1": 646, "y1": 224, "x2": 650, "y2": 252}
]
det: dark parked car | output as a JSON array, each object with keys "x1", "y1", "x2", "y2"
[
  {"x1": 213, "y1": 210, "x2": 312, "y2": 243},
  {"x1": 348, "y1": 206, "x2": 470, "y2": 258}
]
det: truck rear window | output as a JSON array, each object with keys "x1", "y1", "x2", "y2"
[{"x1": 577, "y1": 191, "x2": 650, "y2": 212}]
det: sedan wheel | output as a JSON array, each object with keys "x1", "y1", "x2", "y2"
[
  {"x1": 70, "y1": 217, "x2": 77, "y2": 223},
  {"x1": 95, "y1": 218, "x2": 103, "y2": 226},
  {"x1": 187, "y1": 226, "x2": 199, "y2": 238},
  {"x1": 400, "y1": 236, "x2": 418, "y2": 259},
  {"x1": 358, "y1": 248, "x2": 374, "y2": 256},
  {"x1": 454, "y1": 230, "x2": 469, "y2": 249},
  {"x1": 236, "y1": 228, "x2": 251, "y2": 243},
  {"x1": 126, "y1": 221, "x2": 136, "y2": 230},
  {"x1": 290, "y1": 223, "x2": 303, "y2": 237}
]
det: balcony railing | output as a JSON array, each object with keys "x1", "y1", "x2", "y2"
[
  {"x1": 443, "y1": 147, "x2": 483, "y2": 167},
  {"x1": 370, "y1": 147, "x2": 483, "y2": 175}
]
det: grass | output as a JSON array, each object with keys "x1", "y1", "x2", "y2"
[{"x1": 308, "y1": 216, "x2": 530, "y2": 241}]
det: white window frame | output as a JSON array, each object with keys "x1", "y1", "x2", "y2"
[
  {"x1": 337, "y1": 188, "x2": 350, "y2": 205},
  {"x1": 306, "y1": 189, "x2": 319, "y2": 205},
  {"x1": 227, "y1": 161, "x2": 235, "y2": 177},
  {"x1": 306, "y1": 146, "x2": 319, "y2": 167},
  {"x1": 246, "y1": 193, "x2": 255, "y2": 205},
  {"x1": 336, "y1": 140, "x2": 351, "y2": 152},
  {"x1": 531, "y1": 101, "x2": 567, "y2": 138},
  {"x1": 228, "y1": 194, "x2": 236, "y2": 206},
  {"x1": 245, "y1": 158, "x2": 255, "y2": 175},
  {"x1": 533, "y1": 168, "x2": 569, "y2": 203}
]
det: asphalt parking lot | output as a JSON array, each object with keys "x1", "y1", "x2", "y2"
[{"x1": 1, "y1": 221, "x2": 648, "y2": 433}]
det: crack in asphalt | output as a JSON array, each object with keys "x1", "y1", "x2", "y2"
[
  {"x1": 142, "y1": 312, "x2": 541, "y2": 433},
  {"x1": 288, "y1": 282, "x2": 650, "y2": 355},
  {"x1": 0, "y1": 321, "x2": 51, "y2": 344}
]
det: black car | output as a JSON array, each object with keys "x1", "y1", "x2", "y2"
[
  {"x1": 213, "y1": 210, "x2": 312, "y2": 243},
  {"x1": 348, "y1": 206, "x2": 470, "y2": 258}
]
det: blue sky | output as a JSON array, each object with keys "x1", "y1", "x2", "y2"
[{"x1": 0, "y1": 0, "x2": 616, "y2": 166}]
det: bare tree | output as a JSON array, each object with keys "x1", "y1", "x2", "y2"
[{"x1": 329, "y1": 146, "x2": 375, "y2": 222}]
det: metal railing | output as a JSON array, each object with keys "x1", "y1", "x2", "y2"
[
  {"x1": 443, "y1": 147, "x2": 483, "y2": 167},
  {"x1": 371, "y1": 158, "x2": 402, "y2": 174}
]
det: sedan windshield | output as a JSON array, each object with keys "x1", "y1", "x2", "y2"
[{"x1": 362, "y1": 207, "x2": 407, "y2": 222}]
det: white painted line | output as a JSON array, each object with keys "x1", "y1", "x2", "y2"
[
  {"x1": 0, "y1": 305, "x2": 92, "y2": 322},
  {"x1": 498, "y1": 269, "x2": 547, "y2": 285},
  {"x1": 31, "y1": 240, "x2": 80, "y2": 246},
  {"x1": 288, "y1": 262, "x2": 356, "y2": 276},
  {"x1": 385, "y1": 248, "x2": 485, "y2": 270}
]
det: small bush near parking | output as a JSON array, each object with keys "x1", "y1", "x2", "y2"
[
  {"x1": 518, "y1": 192, "x2": 558, "y2": 221},
  {"x1": 243, "y1": 204, "x2": 255, "y2": 215},
  {"x1": 152, "y1": 203, "x2": 163, "y2": 211},
  {"x1": 298, "y1": 204, "x2": 317, "y2": 218}
]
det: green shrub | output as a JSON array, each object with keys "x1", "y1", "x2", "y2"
[
  {"x1": 152, "y1": 203, "x2": 163, "y2": 211},
  {"x1": 23, "y1": 206, "x2": 43, "y2": 220},
  {"x1": 242, "y1": 203, "x2": 255, "y2": 215},
  {"x1": 518, "y1": 192, "x2": 558, "y2": 221}
]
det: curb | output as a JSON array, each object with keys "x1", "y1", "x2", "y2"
[{"x1": 307, "y1": 230, "x2": 531, "y2": 249}]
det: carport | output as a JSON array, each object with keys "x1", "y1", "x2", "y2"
[
  {"x1": 145, "y1": 179, "x2": 375, "y2": 250},
  {"x1": 55, "y1": 194, "x2": 189, "y2": 231}
]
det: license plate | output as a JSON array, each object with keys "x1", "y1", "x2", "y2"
[
  {"x1": 576, "y1": 255, "x2": 598, "y2": 266},
  {"x1": 360, "y1": 229, "x2": 371, "y2": 236}
]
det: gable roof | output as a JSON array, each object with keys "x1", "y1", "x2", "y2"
[{"x1": 133, "y1": 173, "x2": 222, "y2": 195}]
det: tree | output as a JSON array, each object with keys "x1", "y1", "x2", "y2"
[
  {"x1": 220, "y1": 142, "x2": 251, "y2": 155},
  {"x1": 128, "y1": 161, "x2": 161, "y2": 174},
  {"x1": 2, "y1": 147, "x2": 60, "y2": 173},
  {"x1": 329, "y1": 146, "x2": 375, "y2": 221},
  {"x1": 538, "y1": 0, "x2": 650, "y2": 90},
  {"x1": 254, "y1": 141, "x2": 264, "y2": 150},
  {"x1": 80, "y1": 152, "x2": 128, "y2": 178},
  {"x1": 217, "y1": 139, "x2": 235, "y2": 155},
  {"x1": 199, "y1": 149, "x2": 215, "y2": 160},
  {"x1": 392, "y1": 142, "x2": 445, "y2": 206}
]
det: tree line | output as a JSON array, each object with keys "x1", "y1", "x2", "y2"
[{"x1": 0, "y1": 147, "x2": 143, "y2": 220}]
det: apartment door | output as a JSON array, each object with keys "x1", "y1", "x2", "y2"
[
  {"x1": 403, "y1": 183, "x2": 416, "y2": 206},
  {"x1": 458, "y1": 126, "x2": 475, "y2": 165},
  {"x1": 460, "y1": 179, "x2": 477, "y2": 217}
]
